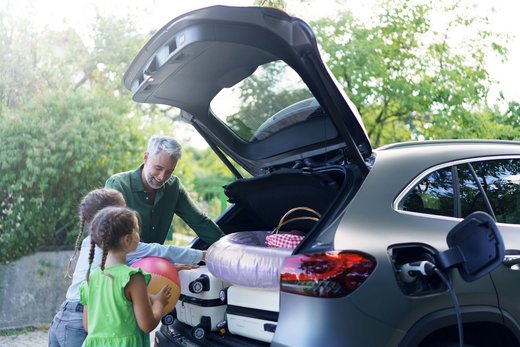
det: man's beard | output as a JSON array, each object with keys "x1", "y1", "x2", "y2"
[{"x1": 144, "y1": 171, "x2": 165, "y2": 189}]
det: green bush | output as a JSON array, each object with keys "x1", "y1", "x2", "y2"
[{"x1": 0, "y1": 89, "x2": 144, "y2": 263}]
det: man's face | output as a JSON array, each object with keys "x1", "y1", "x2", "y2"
[{"x1": 142, "y1": 150, "x2": 178, "y2": 190}]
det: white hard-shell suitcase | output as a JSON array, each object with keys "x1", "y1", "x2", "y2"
[
  {"x1": 226, "y1": 285, "x2": 280, "y2": 343},
  {"x1": 173, "y1": 266, "x2": 230, "y2": 340}
]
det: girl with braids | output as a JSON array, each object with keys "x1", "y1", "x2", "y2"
[
  {"x1": 80, "y1": 206, "x2": 172, "y2": 347},
  {"x1": 49, "y1": 188, "x2": 205, "y2": 347}
]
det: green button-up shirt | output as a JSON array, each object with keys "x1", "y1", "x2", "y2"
[{"x1": 105, "y1": 165, "x2": 224, "y2": 245}]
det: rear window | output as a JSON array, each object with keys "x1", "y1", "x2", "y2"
[{"x1": 209, "y1": 60, "x2": 314, "y2": 142}]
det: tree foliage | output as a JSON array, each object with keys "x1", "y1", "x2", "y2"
[
  {"x1": 0, "y1": 9, "x2": 46, "y2": 111},
  {"x1": 0, "y1": 89, "x2": 145, "y2": 262},
  {"x1": 311, "y1": 0, "x2": 516, "y2": 146},
  {"x1": 73, "y1": 15, "x2": 147, "y2": 93},
  {"x1": 226, "y1": 62, "x2": 311, "y2": 140},
  {"x1": 0, "y1": 7, "x2": 155, "y2": 262},
  {"x1": 254, "y1": 0, "x2": 287, "y2": 8}
]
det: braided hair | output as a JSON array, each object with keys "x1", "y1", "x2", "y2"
[
  {"x1": 86, "y1": 206, "x2": 139, "y2": 282},
  {"x1": 65, "y1": 188, "x2": 125, "y2": 278}
]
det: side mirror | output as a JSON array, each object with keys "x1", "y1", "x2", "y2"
[{"x1": 436, "y1": 211, "x2": 505, "y2": 282}]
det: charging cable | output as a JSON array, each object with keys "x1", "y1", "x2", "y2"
[
  {"x1": 434, "y1": 267, "x2": 463, "y2": 347},
  {"x1": 399, "y1": 261, "x2": 463, "y2": 347}
]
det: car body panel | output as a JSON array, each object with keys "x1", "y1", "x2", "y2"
[
  {"x1": 299, "y1": 141, "x2": 520, "y2": 346},
  {"x1": 272, "y1": 141, "x2": 520, "y2": 346}
]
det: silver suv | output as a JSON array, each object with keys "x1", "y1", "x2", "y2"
[{"x1": 124, "y1": 6, "x2": 520, "y2": 347}]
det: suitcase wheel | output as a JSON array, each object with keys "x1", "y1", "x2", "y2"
[
  {"x1": 161, "y1": 311, "x2": 176, "y2": 326},
  {"x1": 191, "y1": 325, "x2": 206, "y2": 340},
  {"x1": 219, "y1": 288, "x2": 228, "y2": 303},
  {"x1": 217, "y1": 319, "x2": 228, "y2": 336}
]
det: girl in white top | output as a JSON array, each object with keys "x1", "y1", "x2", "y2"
[{"x1": 48, "y1": 188, "x2": 204, "y2": 347}]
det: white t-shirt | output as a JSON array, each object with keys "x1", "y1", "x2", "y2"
[{"x1": 65, "y1": 235, "x2": 203, "y2": 300}]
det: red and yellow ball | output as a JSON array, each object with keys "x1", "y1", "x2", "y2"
[{"x1": 132, "y1": 256, "x2": 181, "y2": 315}]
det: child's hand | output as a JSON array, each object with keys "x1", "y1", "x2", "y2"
[{"x1": 150, "y1": 285, "x2": 172, "y2": 308}]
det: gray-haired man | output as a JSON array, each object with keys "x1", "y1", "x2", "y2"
[{"x1": 105, "y1": 135, "x2": 225, "y2": 245}]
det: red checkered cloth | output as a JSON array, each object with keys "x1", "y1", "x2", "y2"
[
  {"x1": 265, "y1": 207, "x2": 320, "y2": 249},
  {"x1": 265, "y1": 231, "x2": 305, "y2": 249}
]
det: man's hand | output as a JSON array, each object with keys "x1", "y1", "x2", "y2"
[
  {"x1": 175, "y1": 264, "x2": 200, "y2": 271},
  {"x1": 173, "y1": 251, "x2": 206, "y2": 270}
]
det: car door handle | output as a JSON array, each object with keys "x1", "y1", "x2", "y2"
[{"x1": 503, "y1": 250, "x2": 520, "y2": 270}]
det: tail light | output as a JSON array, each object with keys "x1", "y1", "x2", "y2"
[{"x1": 280, "y1": 251, "x2": 376, "y2": 298}]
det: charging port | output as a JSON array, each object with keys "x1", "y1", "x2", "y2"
[{"x1": 388, "y1": 244, "x2": 446, "y2": 296}]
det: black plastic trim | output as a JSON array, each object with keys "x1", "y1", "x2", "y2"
[
  {"x1": 178, "y1": 294, "x2": 225, "y2": 308},
  {"x1": 227, "y1": 305, "x2": 279, "y2": 322},
  {"x1": 398, "y1": 306, "x2": 514, "y2": 347}
]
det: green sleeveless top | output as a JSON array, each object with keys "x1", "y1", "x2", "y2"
[{"x1": 80, "y1": 264, "x2": 152, "y2": 347}]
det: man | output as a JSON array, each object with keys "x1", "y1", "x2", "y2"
[{"x1": 105, "y1": 135, "x2": 225, "y2": 245}]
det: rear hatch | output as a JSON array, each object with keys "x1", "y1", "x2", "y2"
[{"x1": 123, "y1": 5, "x2": 372, "y2": 176}]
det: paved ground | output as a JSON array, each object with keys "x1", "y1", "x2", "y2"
[
  {"x1": 0, "y1": 328, "x2": 48, "y2": 347},
  {"x1": 0, "y1": 326, "x2": 159, "y2": 347}
]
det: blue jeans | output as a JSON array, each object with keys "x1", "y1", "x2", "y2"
[{"x1": 48, "y1": 300, "x2": 87, "y2": 347}]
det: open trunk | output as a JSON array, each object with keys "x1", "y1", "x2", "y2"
[
  {"x1": 219, "y1": 166, "x2": 352, "y2": 235},
  {"x1": 155, "y1": 164, "x2": 363, "y2": 346}
]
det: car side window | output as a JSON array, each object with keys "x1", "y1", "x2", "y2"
[
  {"x1": 472, "y1": 159, "x2": 520, "y2": 224},
  {"x1": 402, "y1": 167, "x2": 454, "y2": 217},
  {"x1": 402, "y1": 159, "x2": 520, "y2": 225},
  {"x1": 458, "y1": 164, "x2": 489, "y2": 218}
]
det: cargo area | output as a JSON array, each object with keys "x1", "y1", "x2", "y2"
[{"x1": 155, "y1": 165, "x2": 361, "y2": 346}]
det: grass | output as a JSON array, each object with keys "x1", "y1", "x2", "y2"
[{"x1": 0, "y1": 324, "x2": 49, "y2": 337}]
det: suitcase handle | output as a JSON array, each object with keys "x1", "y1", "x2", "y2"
[
  {"x1": 264, "y1": 323, "x2": 277, "y2": 333},
  {"x1": 189, "y1": 274, "x2": 210, "y2": 293}
]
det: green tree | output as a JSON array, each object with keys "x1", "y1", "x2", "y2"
[
  {"x1": 0, "y1": 9, "x2": 165, "y2": 262},
  {"x1": 0, "y1": 8, "x2": 46, "y2": 111},
  {"x1": 312, "y1": 0, "x2": 514, "y2": 146},
  {"x1": 227, "y1": 62, "x2": 311, "y2": 139},
  {"x1": 481, "y1": 101, "x2": 520, "y2": 140},
  {"x1": 191, "y1": 146, "x2": 234, "y2": 213},
  {"x1": 254, "y1": 0, "x2": 287, "y2": 8},
  {"x1": 0, "y1": 89, "x2": 144, "y2": 262},
  {"x1": 73, "y1": 14, "x2": 147, "y2": 93}
]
